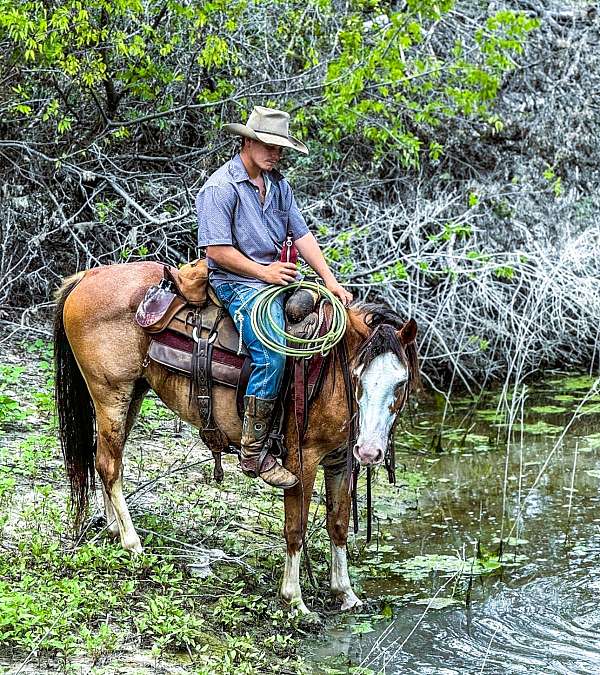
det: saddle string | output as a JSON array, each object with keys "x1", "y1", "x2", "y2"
[{"x1": 366, "y1": 466, "x2": 372, "y2": 543}]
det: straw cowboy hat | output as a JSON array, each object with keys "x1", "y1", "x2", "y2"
[{"x1": 223, "y1": 106, "x2": 309, "y2": 155}]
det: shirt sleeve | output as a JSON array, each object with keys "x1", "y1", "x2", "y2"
[
  {"x1": 196, "y1": 184, "x2": 237, "y2": 248},
  {"x1": 282, "y1": 181, "x2": 310, "y2": 240}
]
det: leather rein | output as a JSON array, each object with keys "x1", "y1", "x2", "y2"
[{"x1": 338, "y1": 323, "x2": 412, "y2": 542}]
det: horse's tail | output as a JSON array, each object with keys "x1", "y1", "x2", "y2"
[{"x1": 53, "y1": 271, "x2": 96, "y2": 530}]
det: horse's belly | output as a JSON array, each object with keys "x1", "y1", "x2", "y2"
[{"x1": 144, "y1": 362, "x2": 242, "y2": 443}]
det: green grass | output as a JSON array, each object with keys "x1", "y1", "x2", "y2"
[
  {"x1": 0, "y1": 479, "x2": 313, "y2": 673},
  {"x1": 0, "y1": 345, "x2": 318, "y2": 672}
]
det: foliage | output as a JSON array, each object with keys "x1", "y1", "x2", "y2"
[
  {"x1": 0, "y1": 348, "x2": 312, "y2": 671},
  {"x1": 0, "y1": 0, "x2": 536, "y2": 166},
  {"x1": 0, "y1": 0, "x2": 539, "y2": 314},
  {"x1": 316, "y1": 2, "x2": 537, "y2": 167},
  {"x1": 395, "y1": 552, "x2": 502, "y2": 581},
  {"x1": 0, "y1": 363, "x2": 29, "y2": 429},
  {"x1": 0, "y1": 481, "x2": 308, "y2": 671}
]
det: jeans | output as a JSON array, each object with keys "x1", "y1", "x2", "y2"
[{"x1": 214, "y1": 282, "x2": 286, "y2": 400}]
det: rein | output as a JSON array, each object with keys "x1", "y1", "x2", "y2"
[{"x1": 340, "y1": 322, "x2": 412, "y2": 543}]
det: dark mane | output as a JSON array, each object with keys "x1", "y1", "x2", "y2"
[
  {"x1": 352, "y1": 301, "x2": 420, "y2": 394},
  {"x1": 353, "y1": 301, "x2": 404, "y2": 330}
]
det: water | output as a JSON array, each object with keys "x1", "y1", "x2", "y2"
[{"x1": 307, "y1": 378, "x2": 600, "y2": 674}]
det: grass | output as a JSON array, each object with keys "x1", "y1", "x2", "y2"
[{"x1": 0, "y1": 341, "x2": 321, "y2": 674}]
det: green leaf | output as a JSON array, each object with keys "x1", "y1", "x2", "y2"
[
  {"x1": 351, "y1": 620, "x2": 375, "y2": 635},
  {"x1": 529, "y1": 405, "x2": 567, "y2": 414},
  {"x1": 522, "y1": 421, "x2": 563, "y2": 435}
]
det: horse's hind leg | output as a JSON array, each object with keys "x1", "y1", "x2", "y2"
[
  {"x1": 101, "y1": 380, "x2": 148, "y2": 540},
  {"x1": 93, "y1": 382, "x2": 147, "y2": 553},
  {"x1": 102, "y1": 484, "x2": 119, "y2": 538},
  {"x1": 324, "y1": 466, "x2": 363, "y2": 611}
]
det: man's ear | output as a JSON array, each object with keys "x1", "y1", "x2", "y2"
[{"x1": 396, "y1": 318, "x2": 417, "y2": 345}]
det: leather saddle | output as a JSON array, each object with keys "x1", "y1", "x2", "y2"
[
  {"x1": 146, "y1": 301, "x2": 250, "y2": 392},
  {"x1": 135, "y1": 266, "x2": 250, "y2": 419},
  {"x1": 135, "y1": 266, "x2": 331, "y2": 425}
]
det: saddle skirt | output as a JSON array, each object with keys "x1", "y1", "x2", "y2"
[{"x1": 147, "y1": 306, "x2": 248, "y2": 389}]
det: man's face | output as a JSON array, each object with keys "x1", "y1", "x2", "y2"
[{"x1": 246, "y1": 138, "x2": 284, "y2": 171}]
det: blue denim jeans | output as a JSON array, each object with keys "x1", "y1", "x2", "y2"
[{"x1": 214, "y1": 282, "x2": 286, "y2": 400}]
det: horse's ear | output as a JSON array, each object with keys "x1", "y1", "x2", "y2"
[{"x1": 396, "y1": 318, "x2": 417, "y2": 345}]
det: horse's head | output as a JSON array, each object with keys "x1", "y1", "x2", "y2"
[{"x1": 350, "y1": 306, "x2": 419, "y2": 466}]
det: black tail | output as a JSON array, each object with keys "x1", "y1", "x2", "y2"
[{"x1": 53, "y1": 272, "x2": 96, "y2": 530}]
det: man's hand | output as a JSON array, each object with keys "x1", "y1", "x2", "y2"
[
  {"x1": 294, "y1": 233, "x2": 353, "y2": 307},
  {"x1": 261, "y1": 261, "x2": 298, "y2": 286},
  {"x1": 326, "y1": 279, "x2": 353, "y2": 308}
]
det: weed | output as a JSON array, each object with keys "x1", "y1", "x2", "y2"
[{"x1": 134, "y1": 592, "x2": 207, "y2": 653}]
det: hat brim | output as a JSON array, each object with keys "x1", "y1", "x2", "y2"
[{"x1": 223, "y1": 123, "x2": 309, "y2": 155}]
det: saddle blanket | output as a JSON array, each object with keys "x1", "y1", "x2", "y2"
[{"x1": 148, "y1": 330, "x2": 246, "y2": 388}]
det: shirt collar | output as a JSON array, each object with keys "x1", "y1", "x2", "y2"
[{"x1": 228, "y1": 153, "x2": 284, "y2": 184}]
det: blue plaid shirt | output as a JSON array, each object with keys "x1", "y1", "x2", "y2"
[{"x1": 196, "y1": 154, "x2": 310, "y2": 288}]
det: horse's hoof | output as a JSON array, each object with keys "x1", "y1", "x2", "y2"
[
  {"x1": 340, "y1": 595, "x2": 363, "y2": 612},
  {"x1": 107, "y1": 527, "x2": 120, "y2": 539},
  {"x1": 286, "y1": 598, "x2": 322, "y2": 623},
  {"x1": 287, "y1": 598, "x2": 311, "y2": 616},
  {"x1": 298, "y1": 610, "x2": 323, "y2": 627},
  {"x1": 123, "y1": 537, "x2": 143, "y2": 555},
  {"x1": 88, "y1": 515, "x2": 106, "y2": 531},
  {"x1": 106, "y1": 521, "x2": 120, "y2": 539}
]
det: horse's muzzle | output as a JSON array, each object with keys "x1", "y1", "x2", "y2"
[{"x1": 353, "y1": 443, "x2": 384, "y2": 466}]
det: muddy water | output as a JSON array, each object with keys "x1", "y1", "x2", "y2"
[{"x1": 307, "y1": 377, "x2": 600, "y2": 674}]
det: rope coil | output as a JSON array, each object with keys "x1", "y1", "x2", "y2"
[{"x1": 249, "y1": 280, "x2": 347, "y2": 357}]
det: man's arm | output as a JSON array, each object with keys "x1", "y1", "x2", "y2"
[
  {"x1": 295, "y1": 232, "x2": 353, "y2": 306},
  {"x1": 207, "y1": 246, "x2": 298, "y2": 286}
]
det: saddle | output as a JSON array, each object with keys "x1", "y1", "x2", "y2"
[{"x1": 135, "y1": 264, "x2": 331, "y2": 458}]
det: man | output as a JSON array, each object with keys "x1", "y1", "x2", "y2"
[{"x1": 196, "y1": 105, "x2": 352, "y2": 489}]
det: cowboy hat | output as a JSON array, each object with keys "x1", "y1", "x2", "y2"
[{"x1": 223, "y1": 106, "x2": 309, "y2": 155}]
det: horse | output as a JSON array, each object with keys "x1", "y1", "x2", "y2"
[{"x1": 53, "y1": 261, "x2": 419, "y2": 614}]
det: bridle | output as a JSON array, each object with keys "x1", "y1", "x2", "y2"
[{"x1": 339, "y1": 322, "x2": 415, "y2": 541}]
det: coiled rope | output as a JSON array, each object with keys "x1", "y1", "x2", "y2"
[{"x1": 250, "y1": 280, "x2": 347, "y2": 357}]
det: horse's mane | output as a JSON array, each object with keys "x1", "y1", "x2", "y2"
[
  {"x1": 351, "y1": 300, "x2": 420, "y2": 393},
  {"x1": 352, "y1": 300, "x2": 404, "y2": 330}
]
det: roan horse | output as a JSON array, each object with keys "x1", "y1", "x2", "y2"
[{"x1": 53, "y1": 261, "x2": 419, "y2": 613}]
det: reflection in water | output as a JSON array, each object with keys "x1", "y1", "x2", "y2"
[{"x1": 307, "y1": 383, "x2": 600, "y2": 674}]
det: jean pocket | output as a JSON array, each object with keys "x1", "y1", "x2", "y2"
[{"x1": 215, "y1": 282, "x2": 235, "y2": 306}]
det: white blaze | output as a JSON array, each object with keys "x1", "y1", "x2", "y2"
[{"x1": 355, "y1": 352, "x2": 408, "y2": 459}]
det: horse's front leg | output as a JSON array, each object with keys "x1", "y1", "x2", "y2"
[
  {"x1": 324, "y1": 465, "x2": 363, "y2": 611},
  {"x1": 282, "y1": 458, "x2": 319, "y2": 615}
]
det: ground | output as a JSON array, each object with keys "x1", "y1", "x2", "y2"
[
  {"x1": 0, "y1": 339, "x2": 343, "y2": 674},
  {"x1": 6, "y1": 338, "x2": 598, "y2": 673}
]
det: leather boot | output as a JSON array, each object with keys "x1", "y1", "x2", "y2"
[{"x1": 240, "y1": 395, "x2": 299, "y2": 489}]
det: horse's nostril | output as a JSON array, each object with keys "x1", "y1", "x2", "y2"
[{"x1": 354, "y1": 444, "x2": 384, "y2": 465}]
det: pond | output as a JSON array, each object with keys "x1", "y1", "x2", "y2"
[{"x1": 306, "y1": 375, "x2": 600, "y2": 674}]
